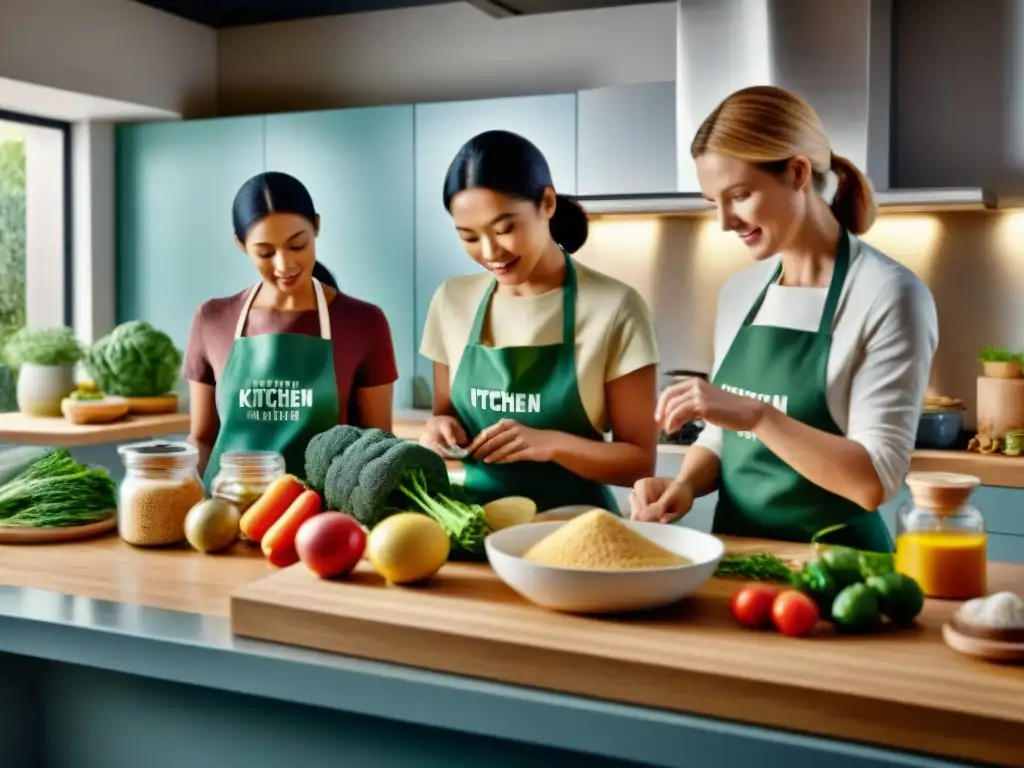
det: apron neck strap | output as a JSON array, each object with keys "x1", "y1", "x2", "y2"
[
  {"x1": 468, "y1": 250, "x2": 578, "y2": 348},
  {"x1": 234, "y1": 278, "x2": 332, "y2": 341},
  {"x1": 741, "y1": 228, "x2": 851, "y2": 336}
]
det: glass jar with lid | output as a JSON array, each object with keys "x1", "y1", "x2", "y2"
[
  {"x1": 210, "y1": 450, "x2": 285, "y2": 515},
  {"x1": 895, "y1": 472, "x2": 987, "y2": 600},
  {"x1": 117, "y1": 441, "x2": 205, "y2": 547}
]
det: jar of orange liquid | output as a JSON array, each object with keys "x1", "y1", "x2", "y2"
[{"x1": 895, "y1": 472, "x2": 987, "y2": 600}]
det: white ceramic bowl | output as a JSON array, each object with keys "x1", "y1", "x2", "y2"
[
  {"x1": 484, "y1": 520, "x2": 725, "y2": 614},
  {"x1": 532, "y1": 505, "x2": 593, "y2": 522}
]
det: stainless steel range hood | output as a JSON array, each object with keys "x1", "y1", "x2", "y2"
[{"x1": 576, "y1": 0, "x2": 997, "y2": 216}]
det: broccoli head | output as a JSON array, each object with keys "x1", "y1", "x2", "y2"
[{"x1": 304, "y1": 424, "x2": 365, "y2": 493}]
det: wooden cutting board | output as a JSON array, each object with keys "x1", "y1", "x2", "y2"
[{"x1": 230, "y1": 541, "x2": 1024, "y2": 768}]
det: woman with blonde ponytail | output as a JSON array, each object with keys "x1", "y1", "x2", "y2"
[{"x1": 631, "y1": 85, "x2": 939, "y2": 552}]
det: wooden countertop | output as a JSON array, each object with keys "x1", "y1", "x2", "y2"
[
  {"x1": 0, "y1": 530, "x2": 1021, "y2": 765},
  {"x1": 0, "y1": 411, "x2": 191, "y2": 447},
  {"x1": 231, "y1": 539, "x2": 1024, "y2": 768},
  {"x1": 0, "y1": 536, "x2": 271, "y2": 617}
]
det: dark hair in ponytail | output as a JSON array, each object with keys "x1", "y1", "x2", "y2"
[
  {"x1": 231, "y1": 171, "x2": 339, "y2": 290},
  {"x1": 311, "y1": 261, "x2": 339, "y2": 290},
  {"x1": 442, "y1": 130, "x2": 588, "y2": 253}
]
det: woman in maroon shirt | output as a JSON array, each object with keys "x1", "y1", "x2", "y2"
[{"x1": 184, "y1": 172, "x2": 398, "y2": 483}]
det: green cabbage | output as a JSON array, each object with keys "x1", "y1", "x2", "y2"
[{"x1": 84, "y1": 321, "x2": 182, "y2": 398}]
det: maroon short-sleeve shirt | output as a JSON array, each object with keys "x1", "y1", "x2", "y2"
[{"x1": 183, "y1": 289, "x2": 398, "y2": 426}]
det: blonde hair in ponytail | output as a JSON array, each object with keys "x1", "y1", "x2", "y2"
[{"x1": 691, "y1": 85, "x2": 877, "y2": 235}]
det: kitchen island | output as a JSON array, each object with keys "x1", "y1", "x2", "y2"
[{"x1": 0, "y1": 536, "x2": 1019, "y2": 768}]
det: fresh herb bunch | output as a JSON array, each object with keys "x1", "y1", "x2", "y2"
[
  {"x1": 978, "y1": 346, "x2": 1023, "y2": 364},
  {"x1": 0, "y1": 448, "x2": 116, "y2": 527},
  {"x1": 715, "y1": 553, "x2": 796, "y2": 582},
  {"x1": 3, "y1": 326, "x2": 84, "y2": 369}
]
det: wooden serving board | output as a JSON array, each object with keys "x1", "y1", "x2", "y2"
[
  {"x1": 0, "y1": 515, "x2": 116, "y2": 543},
  {"x1": 230, "y1": 538, "x2": 1024, "y2": 768}
]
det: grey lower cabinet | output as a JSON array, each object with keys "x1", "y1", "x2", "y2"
[
  {"x1": 411, "y1": 93, "x2": 578, "y2": 407},
  {"x1": 576, "y1": 81, "x2": 678, "y2": 197}
]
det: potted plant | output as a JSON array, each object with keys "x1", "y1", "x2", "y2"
[
  {"x1": 978, "y1": 346, "x2": 1023, "y2": 379},
  {"x1": 2, "y1": 326, "x2": 84, "y2": 416}
]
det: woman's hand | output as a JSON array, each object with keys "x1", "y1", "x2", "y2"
[
  {"x1": 629, "y1": 477, "x2": 694, "y2": 524},
  {"x1": 657, "y1": 377, "x2": 766, "y2": 434},
  {"x1": 420, "y1": 415, "x2": 468, "y2": 454},
  {"x1": 467, "y1": 419, "x2": 557, "y2": 464}
]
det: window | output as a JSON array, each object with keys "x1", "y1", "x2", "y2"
[{"x1": 0, "y1": 109, "x2": 72, "y2": 412}]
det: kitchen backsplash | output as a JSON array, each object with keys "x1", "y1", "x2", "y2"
[{"x1": 574, "y1": 209, "x2": 1024, "y2": 430}]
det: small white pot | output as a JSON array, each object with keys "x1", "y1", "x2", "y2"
[{"x1": 17, "y1": 363, "x2": 76, "y2": 417}]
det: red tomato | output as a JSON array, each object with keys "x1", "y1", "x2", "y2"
[
  {"x1": 295, "y1": 512, "x2": 366, "y2": 579},
  {"x1": 730, "y1": 585, "x2": 781, "y2": 628},
  {"x1": 771, "y1": 590, "x2": 820, "y2": 638}
]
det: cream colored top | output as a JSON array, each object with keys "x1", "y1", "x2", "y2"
[{"x1": 420, "y1": 261, "x2": 660, "y2": 431}]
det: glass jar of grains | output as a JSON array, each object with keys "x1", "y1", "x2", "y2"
[
  {"x1": 117, "y1": 441, "x2": 205, "y2": 547},
  {"x1": 210, "y1": 450, "x2": 285, "y2": 515}
]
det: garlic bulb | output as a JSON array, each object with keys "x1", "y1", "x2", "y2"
[{"x1": 957, "y1": 591, "x2": 1024, "y2": 629}]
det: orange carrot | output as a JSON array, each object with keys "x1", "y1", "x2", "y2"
[
  {"x1": 239, "y1": 474, "x2": 305, "y2": 543},
  {"x1": 262, "y1": 490, "x2": 322, "y2": 567}
]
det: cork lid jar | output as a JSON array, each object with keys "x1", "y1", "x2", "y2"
[{"x1": 896, "y1": 472, "x2": 987, "y2": 600}]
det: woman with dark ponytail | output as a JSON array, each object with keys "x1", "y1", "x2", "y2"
[
  {"x1": 184, "y1": 171, "x2": 398, "y2": 484},
  {"x1": 632, "y1": 85, "x2": 939, "y2": 554},
  {"x1": 418, "y1": 130, "x2": 660, "y2": 513}
]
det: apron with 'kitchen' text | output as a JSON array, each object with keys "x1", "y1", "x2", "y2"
[
  {"x1": 202, "y1": 278, "x2": 340, "y2": 489},
  {"x1": 449, "y1": 254, "x2": 618, "y2": 513},
  {"x1": 711, "y1": 230, "x2": 894, "y2": 552}
]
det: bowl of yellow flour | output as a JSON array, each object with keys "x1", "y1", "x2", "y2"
[{"x1": 484, "y1": 508, "x2": 724, "y2": 614}]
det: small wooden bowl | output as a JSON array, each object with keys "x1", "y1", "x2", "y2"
[
  {"x1": 125, "y1": 394, "x2": 179, "y2": 415},
  {"x1": 61, "y1": 396, "x2": 129, "y2": 425},
  {"x1": 950, "y1": 613, "x2": 1024, "y2": 644},
  {"x1": 942, "y1": 623, "x2": 1024, "y2": 664}
]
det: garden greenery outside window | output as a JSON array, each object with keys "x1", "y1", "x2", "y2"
[{"x1": 0, "y1": 115, "x2": 70, "y2": 414}]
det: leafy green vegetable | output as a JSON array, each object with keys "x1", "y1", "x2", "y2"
[
  {"x1": 0, "y1": 448, "x2": 116, "y2": 527},
  {"x1": 714, "y1": 553, "x2": 795, "y2": 582},
  {"x1": 399, "y1": 469, "x2": 489, "y2": 556},
  {"x1": 2, "y1": 326, "x2": 83, "y2": 368},
  {"x1": 84, "y1": 320, "x2": 182, "y2": 397},
  {"x1": 0, "y1": 446, "x2": 54, "y2": 487},
  {"x1": 308, "y1": 425, "x2": 489, "y2": 556}
]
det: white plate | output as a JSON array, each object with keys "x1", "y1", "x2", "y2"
[{"x1": 484, "y1": 520, "x2": 725, "y2": 614}]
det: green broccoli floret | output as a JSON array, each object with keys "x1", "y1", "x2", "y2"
[
  {"x1": 398, "y1": 470, "x2": 489, "y2": 556},
  {"x1": 304, "y1": 424, "x2": 364, "y2": 493},
  {"x1": 322, "y1": 430, "x2": 449, "y2": 524},
  {"x1": 318, "y1": 428, "x2": 489, "y2": 556}
]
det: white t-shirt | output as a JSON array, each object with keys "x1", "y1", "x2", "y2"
[
  {"x1": 419, "y1": 261, "x2": 660, "y2": 432},
  {"x1": 694, "y1": 232, "x2": 939, "y2": 505}
]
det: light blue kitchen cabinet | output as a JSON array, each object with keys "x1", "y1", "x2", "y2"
[
  {"x1": 264, "y1": 107, "x2": 416, "y2": 409},
  {"x1": 576, "y1": 81, "x2": 677, "y2": 196},
  {"x1": 412, "y1": 94, "x2": 578, "y2": 407},
  {"x1": 116, "y1": 117, "x2": 266, "y2": 350}
]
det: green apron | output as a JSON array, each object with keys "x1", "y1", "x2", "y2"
[
  {"x1": 712, "y1": 230, "x2": 894, "y2": 553},
  {"x1": 450, "y1": 254, "x2": 619, "y2": 513},
  {"x1": 203, "y1": 278, "x2": 340, "y2": 489}
]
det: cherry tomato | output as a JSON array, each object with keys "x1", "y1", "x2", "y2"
[
  {"x1": 730, "y1": 585, "x2": 781, "y2": 628},
  {"x1": 771, "y1": 589, "x2": 820, "y2": 638}
]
